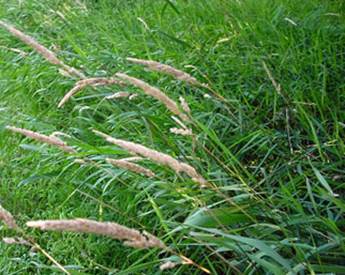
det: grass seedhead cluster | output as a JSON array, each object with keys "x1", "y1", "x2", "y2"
[
  {"x1": 0, "y1": 204, "x2": 18, "y2": 229},
  {"x1": 115, "y1": 72, "x2": 190, "y2": 122},
  {"x1": 26, "y1": 219, "x2": 166, "y2": 249},
  {"x1": 0, "y1": 20, "x2": 85, "y2": 79},
  {"x1": 126, "y1": 57, "x2": 207, "y2": 87},
  {"x1": 6, "y1": 126, "x2": 76, "y2": 153},
  {"x1": 93, "y1": 130, "x2": 208, "y2": 187},
  {"x1": 106, "y1": 158, "x2": 156, "y2": 178}
]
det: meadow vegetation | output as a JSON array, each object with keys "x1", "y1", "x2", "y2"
[{"x1": 0, "y1": 0, "x2": 344, "y2": 274}]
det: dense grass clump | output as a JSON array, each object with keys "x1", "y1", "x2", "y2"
[{"x1": 0, "y1": 0, "x2": 344, "y2": 274}]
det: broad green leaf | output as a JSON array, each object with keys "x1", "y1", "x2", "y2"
[{"x1": 184, "y1": 207, "x2": 251, "y2": 228}]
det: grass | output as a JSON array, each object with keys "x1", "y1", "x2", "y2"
[{"x1": 0, "y1": 0, "x2": 345, "y2": 274}]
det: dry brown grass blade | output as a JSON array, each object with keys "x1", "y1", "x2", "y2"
[
  {"x1": 115, "y1": 73, "x2": 189, "y2": 122},
  {"x1": 6, "y1": 126, "x2": 76, "y2": 153},
  {"x1": 0, "y1": 20, "x2": 84, "y2": 79},
  {"x1": 126, "y1": 57, "x2": 207, "y2": 87},
  {"x1": 93, "y1": 130, "x2": 208, "y2": 187},
  {"x1": 0, "y1": 203, "x2": 18, "y2": 229},
  {"x1": 106, "y1": 158, "x2": 155, "y2": 177},
  {"x1": 58, "y1": 77, "x2": 125, "y2": 107},
  {"x1": 27, "y1": 218, "x2": 165, "y2": 249}
]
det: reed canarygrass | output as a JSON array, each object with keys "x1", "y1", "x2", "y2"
[
  {"x1": 115, "y1": 73, "x2": 189, "y2": 122},
  {"x1": 106, "y1": 158, "x2": 155, "y2": 177},
  {"x1": 126, "y1": 57, "x2": 207, "y2": 87},
  {"x1": 0, "y1": 203, "x2": 18, "y2": 229},
  {"x1": 26, "y1": 218, "x2": 165, "y2": 249},
  {"x1": 0, "y1": 20, "x2": 85, "y2": 79},
  {"x1": 93, "y1": 130, "x2": 208, "y2": 187},
  {"x1": 6, "y1": 126, "x2": 76, "y2": 153},
  {"x1": 58, "y1": 77, "x2": 125, "y2": 107}
]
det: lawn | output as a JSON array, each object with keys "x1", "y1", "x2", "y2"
[{"x1": 0, "y1": 0, "x2": 344, "y2": 274}]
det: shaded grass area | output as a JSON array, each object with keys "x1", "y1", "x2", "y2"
[{"x1": 0, "y1": 0, "x2": 345, "y2": 274}]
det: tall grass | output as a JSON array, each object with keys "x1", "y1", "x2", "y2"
[{"x1": 0, "y1": 0, "x2": 344, "y2": 274}]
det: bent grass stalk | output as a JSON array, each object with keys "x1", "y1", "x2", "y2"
[
  {"x1": 58, "y1": 77, "x2": 125, "y2": 107},
  {"x1": 115, "y1": 73, "x2": 189, "y2": 122},
  {"x1": 6, "y1": 126, "x2": 76, "y2": 153},
  {"x1": 0, "y1": 20, "x2": 84, "y2": 79},
  {"x1": 93, "y1": 130, "x2": 208, "y2": 187}
]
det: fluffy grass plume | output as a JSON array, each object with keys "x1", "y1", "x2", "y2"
[
  {"x1": 106, "y1": 158, "x2": 155, "y2": 177},
  {"x1": 6, "y1": 126, "x2": 75, "y2": 153},
  {"x1": 93, "y1": 130, "x2": 208, "y2": 187},
  {"x1": 0, "y1": 20, "x2": 84, "y2": 79},
  {"x1": 0, "y1": 204, "x2": 17, "y2": 229},
  {"x1": 126, "y1": 57, "x2": 206, "y2": 87},
  {"x1": 26, "y1": 219, "x2": 165, "y2": 249},
  {"x1": 115, "y1": 73, "x2": 189, "y2": 122},
  {"x1": 2, "y1": 237, "x2": 31, "y2": 246},
  {"x1": 58, "y1": 77, "x2": 125, "y2": 107}
]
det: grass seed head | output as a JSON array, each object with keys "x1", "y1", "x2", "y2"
[
  {"x1": 26, "y1": 218, "x2": 165, "y2": 249},
  {"x1": 3, "y1": 237, "x2": 31, "y2": 246},
  {"x1": 106, "y1": 158, "x2": 155, "y2": 177},
  {"x1": 58, "y1": 77, "x2": 125, "y2": 107},
  {"x1": 126, "y1": 57, "x2": 206, "y2": 87},
  {"x1": 6, "y1": 126, "x2": 76, "y2": 153},
  {"x1": 0, "y1": 20, "x2": 85, "y2": 79},
  {"x1": 93, "y1": 130, "x2": 208, "y2": 187},
  {"x1": 115, "y1": 73, "x2": 189, "y2": 122},
  {"x1": 0, "y1": 204, "x2": 18, "y2": 229},
  {"x1": 179, "y1": 96, "x2": 191, "y2": 114}
]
